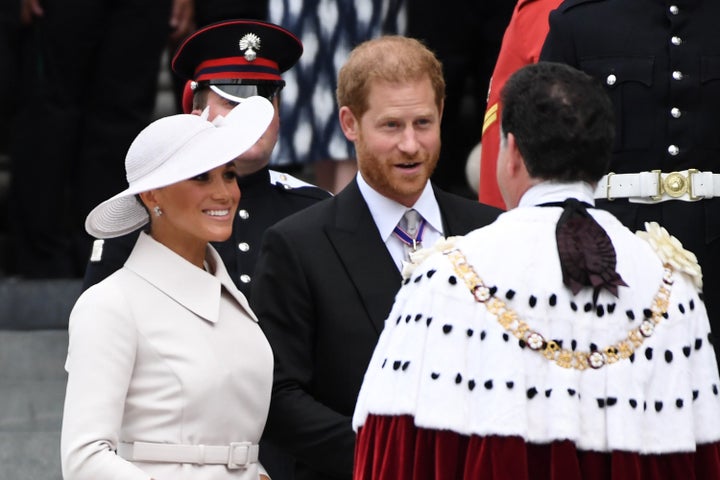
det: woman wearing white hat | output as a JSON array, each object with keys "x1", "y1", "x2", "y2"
[{"x1": 61, "y1": 97, "x2": 276, "y2": 480}]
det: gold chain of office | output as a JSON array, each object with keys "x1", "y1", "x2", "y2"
[{"x1": 444, "y1": 248, "x2": 674, "y2": 370}]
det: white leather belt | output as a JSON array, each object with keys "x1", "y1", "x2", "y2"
[
  {"x1": 594, "y1": 169, "x2": 720, "y2": 203},
  {"x1": 117, "y1": 441, "x2": 259, "y2": 469}
]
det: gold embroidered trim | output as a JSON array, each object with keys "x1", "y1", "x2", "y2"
[{"x1": 443, "y1": 248, "x2": 674, "y2": 370}]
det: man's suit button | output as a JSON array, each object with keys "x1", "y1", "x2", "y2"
[
  {"x1": 238, "y1": 242, "x2": 250, "y2": 252},
  {"x1": 240, "y1": 274, "x2": 251, "y2": 284},
  {"x1": 239, "y1": 209, "x2": 250, "y2": 220}
]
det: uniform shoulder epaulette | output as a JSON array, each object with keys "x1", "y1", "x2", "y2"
[
  {"x1": 89, "y1": 239, "x2": 105, "y2": 262},
  {"x1": 557, "y1": 0, "x2": 606, "y2": 13},
  {"x1": 269, "y1": 170, "x2": 333, "y2": 199}
]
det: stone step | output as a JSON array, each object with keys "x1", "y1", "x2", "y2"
[
  {"x1": 0, "y1": 279, "x2": 81, "y2": 330},
  {"x1": 0, "y1": 330, "x2": 68, "y2": 480}
]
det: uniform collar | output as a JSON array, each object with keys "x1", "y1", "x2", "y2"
[
  {"x1": 518, "y1": 181, "x2": 596, "y2": 208},
  {"x1": 236, "y1": 166, "x2": 272, "y2": 198},
  {"x1": 356, "y1": 173, "x2": 443, "y2": 242},
  {"x1": 124, "y1": 232, "x2": 256, "y2": 324}
]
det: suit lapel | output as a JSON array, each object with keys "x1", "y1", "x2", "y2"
[
  {"x1": 434, "y1": 186, "x2": 474, "y2": 235},
  {"x1": 325, "y1": 180, "x2": 402, "y2": 335}
]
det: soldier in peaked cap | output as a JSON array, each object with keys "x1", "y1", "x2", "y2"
[
  {"x1": 83, "y1": 19, "x2": 330, "y2": 298},
  {"x1": 172, "y1": 18, "x2": 303, "y2": 116}
]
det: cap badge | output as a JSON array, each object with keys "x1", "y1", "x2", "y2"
[{"x1": 239, "y1": 33, "x2": 261, "y2": 62}]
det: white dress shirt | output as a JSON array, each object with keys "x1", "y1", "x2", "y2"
[{"x1": 357, "y1": 173, "x2": 444, "y2": 270}]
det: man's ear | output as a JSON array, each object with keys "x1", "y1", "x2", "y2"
[
  {"x1": 339, "y1": 106, "x2": 359, "y2": 141},
  {"x1": 504, "y1": 133, "x2": 526, "y2": 178}
]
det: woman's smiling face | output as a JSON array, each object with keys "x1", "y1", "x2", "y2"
[{"x1": 145, "y1": 162, "x2": 240, "y2": 265}]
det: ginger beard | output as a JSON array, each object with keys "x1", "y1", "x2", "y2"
[{"x1": 356, "y1": 134, "x2": 439, "y2": 206}]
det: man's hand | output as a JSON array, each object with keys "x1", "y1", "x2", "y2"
[
  {"x1": 20, "y1": 0, "x2": 43, "y2": 25},
  {"x1": 168, "y1": 0, "x2": 194, "y2": 43}
]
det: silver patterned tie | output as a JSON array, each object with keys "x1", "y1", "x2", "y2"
[
  {"x1": 394, "y1": 209, "x2": 426, "y2": 260},
  {"x1": 404, "y1": 209, "x2": 420, "y2": 238}
]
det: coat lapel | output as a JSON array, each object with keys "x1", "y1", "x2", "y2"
[
  {"x1": 125, "y1": 233, "x2": 256, "y2": 324},
  {"x1": 325, "y1": 180, "x2": 402, "y2": 334}
]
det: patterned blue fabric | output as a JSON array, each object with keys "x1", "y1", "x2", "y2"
[{"x1": 269, "y1": 0, "x2": 405, "y2": 166}]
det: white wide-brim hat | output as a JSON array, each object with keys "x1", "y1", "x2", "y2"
[{"x1": 85, "y1": 96, "x2": 274, "y2": 239}]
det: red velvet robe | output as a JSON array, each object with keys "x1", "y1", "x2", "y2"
[{"x1": 355, "y1": 415, "x2": 720, "y2": 480}]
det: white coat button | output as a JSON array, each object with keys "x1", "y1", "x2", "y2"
[
  {"x1": 672, "y1": 71, "x2": 683, "y2": 81},
  {"x1": 671, "y1": 36, "x2": 682, "y2": 46},
  {"x1": 606, "y1": 74, "x2": 617, "y2": 86},
  {"x1": 669, "y1": 5, "x2": 679, "y2": 14},
  {"x1": 668, "y1": 145, "x2": 680, "y2": 156},
  {"x1": 238, "y1": 209, "x2": 250, "y2": 220},
  {"x1": 671, "y1": 107, "x2": 681, "y2": 118},
  {"x1": 238, "y1": 242, "x2": 250, "y2": 252},
  {"x1": 240, "y1": 274, "x2": 251, "y2": 283}
]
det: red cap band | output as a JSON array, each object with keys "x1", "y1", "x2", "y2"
[{"x1": 194, "y1": 57, "x2": 282, "y2": 82}]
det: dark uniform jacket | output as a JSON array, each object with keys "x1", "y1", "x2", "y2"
[
  {"x1": 540, "y1": 0, "x2": 720, "y2": 331},
  {"x1": 250, "y1": 179, "x2": 501, "y2": 480},
  {"x1": 82, "y1": 167, "x2": 331, "y2": 297}
]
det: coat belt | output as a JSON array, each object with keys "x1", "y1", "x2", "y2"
[
  {"x1": 594, "y1": 169, "x2": 720, "y2": 203},
  {"x1": 117, "y1": 441, "x2": 259, "y2": 469}
]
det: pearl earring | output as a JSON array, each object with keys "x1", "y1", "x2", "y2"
[{"x1": 153, "y1": 206, "x2": 163, "y2": 217}]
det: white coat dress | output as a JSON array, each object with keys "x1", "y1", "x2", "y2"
[{"x1": 61, "y1": 232, "x2": 273, "y2": 480}]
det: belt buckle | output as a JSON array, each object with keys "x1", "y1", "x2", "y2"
[
  {"x1": 661, "y1": 169, "x2": 699, "y2": 199},
  {"x1": 687, "y1": 168, "x2": 700, "y2": 200},
  {"x1": 650, "y1": 169, "x2": 663, "y2": 201},
  {"x1": 663, "y1": 171, "x2": 688, "y2": 198},
  {"x1": 227, "y1": 441, "x2": 250, "y2": 469},
  {"x1": 605, "y1": 171, "x2": 615, "y2": 201}
]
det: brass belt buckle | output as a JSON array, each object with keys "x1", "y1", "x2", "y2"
[
  {"x1": 663, "y1": 171, "x2": 688, "y2": 197},
  {"x1": 662, "y1": 169, "x2": 699, "y2": 199}
]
